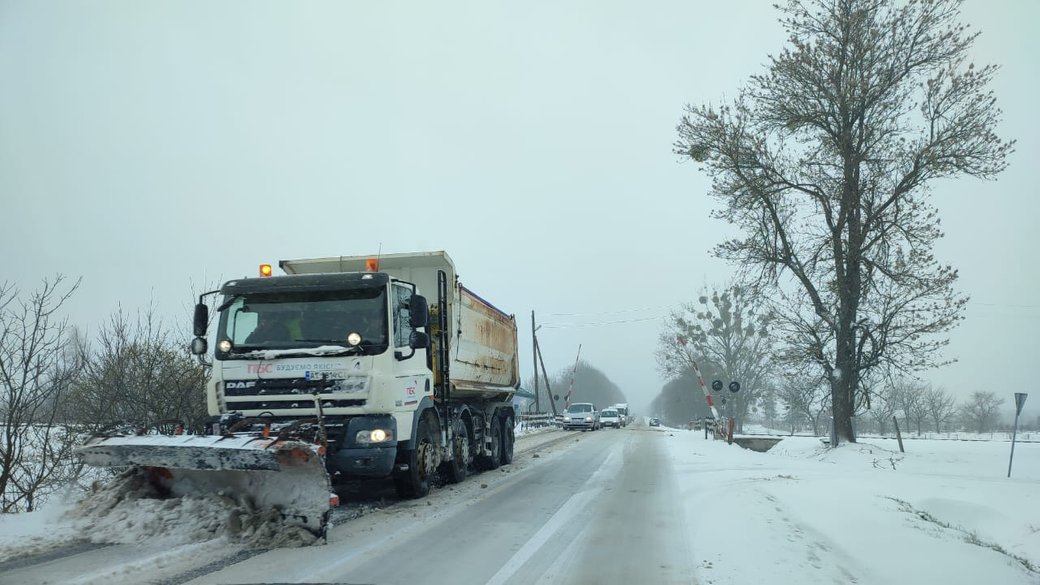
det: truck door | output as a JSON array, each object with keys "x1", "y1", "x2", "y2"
[{"x1": 392, "y1": 282, "x2": 432, "y2": 401}]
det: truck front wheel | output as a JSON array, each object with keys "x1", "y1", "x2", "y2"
[{"x1": 395, "y1": 415, "x2": 434, "y2": 498}]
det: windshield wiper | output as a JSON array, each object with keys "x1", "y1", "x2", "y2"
[
  {"x1": 237, "y1": 345, "x2": 361, "y2": 359},
  {"x1": 296, "y1": 339, "x2": 379, "y2": 354}
]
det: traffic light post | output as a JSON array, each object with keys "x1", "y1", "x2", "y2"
[{"x1": 712, "y1": 379, "x2": 741, "y2": 443}]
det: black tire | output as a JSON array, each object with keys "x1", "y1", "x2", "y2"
[
  {"x1": 395, "y1": 414, "x2": 433, "y2": 498},
  {"x1": 443, "y1": 419, "x2": 469, "y2": 484},
  {"x1": 477, "y1": 415, "x2": 501, "y2": 470},
  {"x1": 499, "y1": 414, "x2": 514, "y2": 465}
]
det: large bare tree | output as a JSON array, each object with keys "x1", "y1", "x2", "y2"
[
  {"x1": 0, "y1": 276, "x2": 82, "y2": 512},
  {"x1": 675, "y1": 0, "x2": 1013, "y2": 443}
]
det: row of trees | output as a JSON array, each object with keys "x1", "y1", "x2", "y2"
[
  {"x1": 0, "y1": 277, "x2": 207, "y2": 513},
  {"x1": 769, "y1": 380, "x2": 1017, "y2": 436},
  {"x1": 651, "y1": 280, "x2": 1023, "y2": 437},
  {"x1": 659, "y1": 0, "x2": 1013, "y2": 443}
]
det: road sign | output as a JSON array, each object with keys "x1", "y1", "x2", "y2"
[{"x1": 1009, "y1": 392, "x2": 1028, "y2": 478}]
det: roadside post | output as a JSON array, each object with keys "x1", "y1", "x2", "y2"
[{"x1": 1008, "y1": 392, "x2": 1028, "y2": 478}]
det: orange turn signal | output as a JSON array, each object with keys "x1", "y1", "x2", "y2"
[{"x1": 259, "y1": 264, "x2": 273, "y2": 277}]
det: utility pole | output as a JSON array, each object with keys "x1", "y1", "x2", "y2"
[
  {"x1": 535, "y1": 337, "x2": 558, "y2": 416},
  {"x1": 531, "y1": 311, "x2": 540, "y2": 412}
]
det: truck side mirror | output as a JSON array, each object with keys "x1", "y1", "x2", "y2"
[
  {"x1": 190, "y1": 337, "x2": 208, "y2": 355},
  {"x1": 394, "y1": 331, "x2": 429, "y2": 361},
  {"x1": 193, "y1": 303, "x2": 209, "y2": 336},
  {"x1": 409, "y1": 330, "x2": 430, "y2": 350},
  {"x1": 409, "y1": 295, "x2": 429, "y2": 328}
]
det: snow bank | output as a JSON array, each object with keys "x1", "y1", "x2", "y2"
[
  {"x1": 0, "y1": 467, "x2": 321, "y2": 564},
  {"x1": 666, "y1": 433, "x2": 1040, "y2": 585}
]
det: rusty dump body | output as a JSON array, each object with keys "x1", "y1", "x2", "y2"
[{"x1": 281, "y1": 251, "x2": 520, "y2": 401}]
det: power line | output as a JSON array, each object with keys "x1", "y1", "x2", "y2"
[
  {"x1": 540, "y1": 315, "x2": 667, "y2": 329},
  {"x1": 545, "y1": 304, "x2": 678, "y2": 317}
]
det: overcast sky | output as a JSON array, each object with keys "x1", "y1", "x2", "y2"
[{"x1": 2, "y1": 0, "x2": 1037, "y2": 420}]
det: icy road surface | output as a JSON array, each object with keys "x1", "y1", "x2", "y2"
[
  {"x1": 1, "y1": 424, "x2": 1038, "y2": 584},
  {"x1": 188, "y1": 426, "x2": 691, "y2": 585}
]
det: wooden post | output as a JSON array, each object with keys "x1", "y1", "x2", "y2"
[
  {"x1": 531, "y1": 311, "x2": 539, "y2": 413},
  {"x1": 893, "y1": 416, "x2": 905, "y2": 453}
]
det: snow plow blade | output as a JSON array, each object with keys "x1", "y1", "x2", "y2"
[{"x1": 76, "y1": 434, "x2": 336, "y2": 541}]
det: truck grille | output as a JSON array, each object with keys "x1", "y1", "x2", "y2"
[
  {"x1": 222, "y1": 377, "x2": 367, "y2": 411},
  {"x1": 223, "y1": 377, "x2": 361, "y2": 397},
  {"x1": 228, "y1": 398, "x2": 365, "y2": 410}
]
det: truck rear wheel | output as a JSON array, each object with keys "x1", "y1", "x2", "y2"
[
  {"x1": 442, "y1": 419, "x2": 469, "y2": 484},
  {"x1": 499, "y1": 414, "x2": 514, "y2": 465},
  {"x1": 395, "y1": 415, "x2": 433, "y2": 498},
  {"x1": 477, "y1": 416, "x2": 501, "y2": 471}
]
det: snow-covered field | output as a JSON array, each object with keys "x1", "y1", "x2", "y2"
[
  {"x1": 0, "y1": 429, "x2": 1037, "y2": 584},
  {"x1": 666, "y1": 431, "x2": 1040, "y2": 584}
]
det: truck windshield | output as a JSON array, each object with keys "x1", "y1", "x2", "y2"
[{"x1": 216, "y1": 287, "x2": 388, "y2": 357}]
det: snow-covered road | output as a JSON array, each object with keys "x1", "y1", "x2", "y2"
[
  {"x1": 2, "y1": 425, "x2": 1038, "y2": 584},
  {"x1": 185, "y1": 426, "x2": 692, "y2": 585}
]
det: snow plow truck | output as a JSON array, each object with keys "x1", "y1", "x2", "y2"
[{"x1": 77, "y1": 251, "x2": 520, "y2": 540}]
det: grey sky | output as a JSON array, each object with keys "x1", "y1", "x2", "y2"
[{"x1": 2, "y1": 1, "x2": 1037, "y2": 420}]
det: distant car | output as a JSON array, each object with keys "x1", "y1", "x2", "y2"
[
  {"x1": 562, "y1": 403, "x2": 599, "y2": 431},
  {"x1": 649, "y1": 417, "x2": 661, "y2": 427},
  {"x1": 612, "y1": 403, "x2": 630, "y2": 427},
  {"x1": 599, "y1": 409, "x2": 621, "y2": 429}
]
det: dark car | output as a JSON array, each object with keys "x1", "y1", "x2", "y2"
[{"x1": 649, "y1": 417, "x2": 661, "y2": 427}]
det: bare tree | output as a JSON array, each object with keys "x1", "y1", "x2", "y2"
[
  {"x1": 864, "y1": 385, "x2": 898, "y2": 436},
  {"x1": 657, "y1": 284, "x2": 774, "y2": 431},
  {"x1": 675, "y1": 0, "x2": 1013, "y2": 443},
  {"x1": 0, "y1": 276, "x2": 83, "y2": 513},
  {"x1": 758, "y1": 387, "x2": 780, "y2": 431},
  {"x1": 890, "y1": 378, "x2": 927, "y2": 436},
  {"x1": 67, "y1": 304, "x2": 208, "y2": 434},
  {"x1": 777, "y1": 372, "x2": 831, "y2": 436},
  {"x1": 959, "y1": 391, "x2": 1004, "y2": 434},
  {"x1": 922, "y1": 385, "x2": 957, "y2": 433}
]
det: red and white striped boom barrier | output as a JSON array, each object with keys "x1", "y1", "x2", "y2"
[{"x1": 676, "y1": 336, "x2": 729, "y2": 440}]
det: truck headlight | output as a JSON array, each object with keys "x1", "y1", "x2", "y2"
[
  {"x1": 356, "y1": 429, "x2": 394, "y2": 444},
  {"x1": 585, "y1": 416, "x2": 593, "y2": 422}
]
